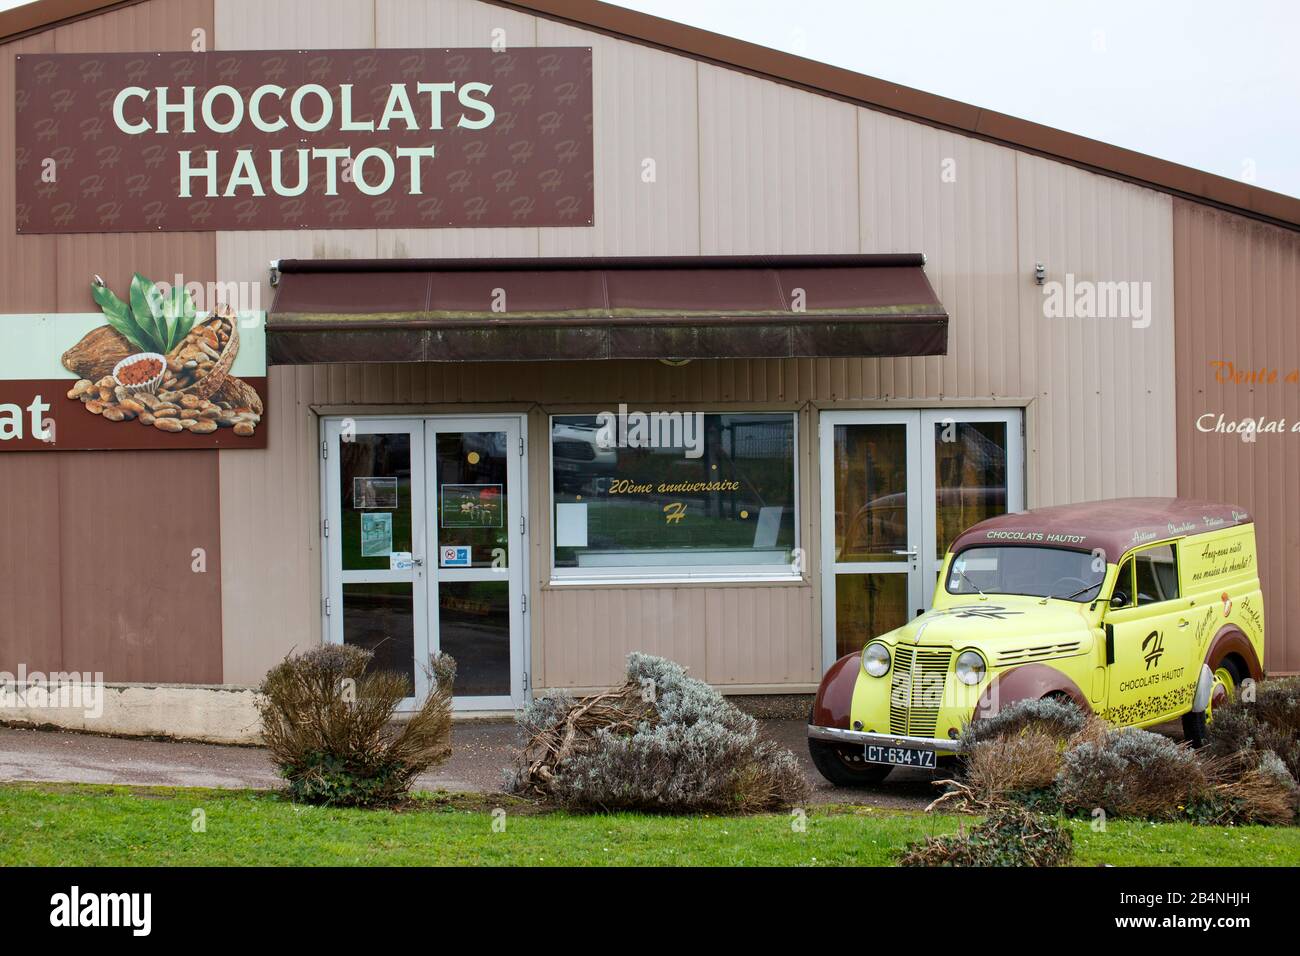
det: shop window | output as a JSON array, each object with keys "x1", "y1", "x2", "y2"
[{"x1": 550, "y1": 412, "x2": 798, "y2": 580}]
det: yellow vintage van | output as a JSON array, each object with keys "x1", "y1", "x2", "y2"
[{"x1": 808, "y1": 497, "x2": 1265, "y2": 786}]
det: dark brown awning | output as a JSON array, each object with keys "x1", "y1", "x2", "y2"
[{"x1": 267, "y1": 254, "x2": 948, "y2": 364}]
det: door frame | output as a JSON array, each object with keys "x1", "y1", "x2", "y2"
[
  {"x1": 818, "y1": 408, "x2": 1025, "y2": 671},
  {"x1": 319, "y1": 413, "x2": 531, "y2": 712}
]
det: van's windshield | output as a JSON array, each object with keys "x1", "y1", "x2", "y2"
[{"x1": 946, "y1": 546, "x2": 1105, "y2": 602}]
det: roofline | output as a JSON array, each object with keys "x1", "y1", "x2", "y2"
[{"x1": 5, "y1": 0, "x2": 1298, "y2": 232}]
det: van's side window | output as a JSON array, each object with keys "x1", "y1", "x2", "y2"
[
  {"x1": 1112, "y1": 558, "x2": 1135, "y2": 608},
  {"x1": 1134, "y1": 544, "x2": 1179, "y2": 605}
]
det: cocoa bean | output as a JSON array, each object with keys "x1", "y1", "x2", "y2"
[
  {"x1": 211, "y1": 376, "x2": 263, "y2": 416},
  {"x1": 180, "y1": 409, "x2": 201, "y2": 420},
  {"x1": 101, "y1": 406, "x2": 125, "y2": 422},
  {"x1": 139, "y1": 412, "x2": 156, "y2": 425},
  {"x1": 154, "y1": 418, "x2": 185, "y2": 433},
  {"x1": 61, "y1": 326, "x2": 133, "y2": 381},
  {"x1": 119, "y1": 398, "x2": 145, "y2": 414},
  {"x1": 154, "y1": 408, "x2": 179, "y2": 418},
  {"x1": 85, "y1": 400, "x2": 105, "y2": 415},
  {"x1": 189, "y1": 420, "x2": 218, "y2": 434},
  {"x1": 233, "y1": 422, "x2": 256, "y2": 437}
]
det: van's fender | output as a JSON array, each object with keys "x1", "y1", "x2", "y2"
[
  {"x1": 1205, "y1": 625, "x2": 1264, "y2": 682},
  {"x1": 973, "y1": 663, "x2": 1092, "y2": 720},
  {"x1": 811, "y1": 652, "x2": 861, "y2": 729}
]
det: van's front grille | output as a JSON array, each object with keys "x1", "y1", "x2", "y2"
[{"x1": 888, "y1": 646, "x2": 952, "y2": 738}]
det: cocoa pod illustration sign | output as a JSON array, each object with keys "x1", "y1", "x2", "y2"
[
  {"x1": 14, "y1": 48, "x2": 594, "y2": 234},
  {"x1": 0, "y1": 274, "x2": 267, "y2": 451}
]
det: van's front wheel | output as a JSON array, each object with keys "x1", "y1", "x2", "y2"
[
  {"x1": 1181, "y1": 658, "x2": 1244, "y2": 747},
  {"x1": 808, "y1": 737, "x2": 893, "y2": 786}
]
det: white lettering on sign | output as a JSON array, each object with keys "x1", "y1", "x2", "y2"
[
  {"x1": 112, "y1": 82, "x2": 494, "y2": 200},
  {"x1": 0, "y1": 395, "x2": 52, "y2": 441}
]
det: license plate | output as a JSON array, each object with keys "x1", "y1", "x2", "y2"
[{"x1": 865, "y1": 745, "x2": 936, "y2": 769}]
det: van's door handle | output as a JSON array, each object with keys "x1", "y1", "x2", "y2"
[{"x1": 1176, "y1": 619, "x2": 1189, "y2": 629}]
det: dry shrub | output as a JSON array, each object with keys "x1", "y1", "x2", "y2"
[
  {"x1": 899, "y1": 804, "x2": 1073, "y2": 867},
  {"x1": 962, "y1": 729, "x2": 1064, "y2": 805},
  {"x1": 258, "y1": 645, "x2": 455, "y2": 808},
  {"x1": 1204, "y1": 676, "x2": 1300, "y2": 785},
  {"x1": 1196, "y1": 751, "x2": 1299, "y2": 826},
  {"x1": 947, "y1": 698, "x2": 1108, "y2": 811},
  {"x1": 961, "y1": 696, "x2": 1088, "y2": 751},
  {"x1": 1057, "y1": 727, "x2": 1208, "y2": 819},
  {"x1": 508, "y1": 653, "x2": 809, "y2": 813}
]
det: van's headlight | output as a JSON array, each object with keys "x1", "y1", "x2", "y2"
[
  {"x1": 863, "y1": 642, "x2": 891, "y2": 678},
  {"x1": 955, "y1": 650, "x2": 987, "y2": 686}
]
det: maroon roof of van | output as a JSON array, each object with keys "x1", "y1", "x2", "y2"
[{"x1": 949, "y1": 497, "x2": 1252, "y2": 561}]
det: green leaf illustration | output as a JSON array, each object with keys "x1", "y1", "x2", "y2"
[
  {"x1": 91, "y1": 281, "x2": 152, "y2": 352},
  {"x1": 129, "y1": 272, "x2": 167, "y2": 353}
]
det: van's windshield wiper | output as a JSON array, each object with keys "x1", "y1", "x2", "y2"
[
  {"x1": 955, "y1": 568, "x2": 986, "y2": 598},
  {"x1": 1049, "y1": 580, "x2": 1104, "y2": 602}
]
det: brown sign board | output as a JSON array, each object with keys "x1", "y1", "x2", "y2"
[{"x1": 14, "y1": 48, "x2": 594, "y2": 233}]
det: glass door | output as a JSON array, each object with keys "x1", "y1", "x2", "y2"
[
  {"x1": 322, "y1": 418, "x2": 430, "y2": 705},
  {"x1": 819, "y1": 409, "x2": 1024, "y2": 669},
  {"x1": 322, "y1": 415, "x2": 528, "y2": 711},
  {"x1": 920, "y1": 410, "x2": 1024, "y2": 598},
  {"x1": 427, "y1": 417, "x2": 526, "y2": 711},
  {"x1": 819, "y1": 411, "x2": 924, "y2": 665}
]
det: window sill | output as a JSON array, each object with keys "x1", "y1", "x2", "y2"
[{"x1": 547, "y1": 572, "x2": 806, "y2": 588}]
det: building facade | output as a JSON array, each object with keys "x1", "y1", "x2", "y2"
[{"x1": 1, "y1": 0, "x2": 1297, "y2": 739}]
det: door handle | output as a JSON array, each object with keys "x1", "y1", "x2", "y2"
[
  {"x1": 412, "y1": 556, "x2": 425, "y2": 568},
  {"x1": 893, "y1": 547, "x2": 918, "y2": 557},
  {"x1": 1176, "y1": 619, "x2": 1189, "y2": 629}
]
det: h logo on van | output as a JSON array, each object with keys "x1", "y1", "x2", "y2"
[{"x1": 1142, "y1": 630, "x2": 1164, "y2": 670}]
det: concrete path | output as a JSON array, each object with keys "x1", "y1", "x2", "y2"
[{"x1": 0, "y1": 720, "x2": 944, "y2": 808}]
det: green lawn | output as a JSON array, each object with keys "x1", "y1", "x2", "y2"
[{"x1": 1, "y1": 783, "x2": 1296, "y2": 867}]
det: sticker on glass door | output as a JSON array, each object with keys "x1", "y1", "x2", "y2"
[{"x1": 440, "y1": 545, "x2": 471, "y2": 568}]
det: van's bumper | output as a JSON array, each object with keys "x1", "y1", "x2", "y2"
[{"x1": 807, "y1": 724, "x2": 963, "y2": 753}]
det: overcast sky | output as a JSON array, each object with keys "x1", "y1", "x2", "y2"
[
  {"x1": 4, "y1": 0, "x2": 1294, "y2": 198},
  {"x1": 611, "y1": 0, "x2": 1299, "y2": 199}
]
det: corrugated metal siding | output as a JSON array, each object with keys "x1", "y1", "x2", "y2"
[
  {"x1": 857, "y1": 109, "x2": 1021, "y2": 402},
  {"x1": 0, "y1": 456, "x2": 62, "y2": 671},
  {"x1": 216, "y1": 0, "x2": 374, "y2": 47},
  {"x1": 207, "y1": 0, "x2": 1181, "y2": 689},
  {"x1": 1174, "y1": 199, "x2": 1300, "y2": 673},
  {"x1": 697, "y1": 62, "x2": 858, "y2": 255},
  {"x1": 1014, "y1": 153, "x2": 1177, "y2": 507},
  {"x1": 56, "y1": 451, "x2": 224, "y2": 683},
  {"x1": 540, "y1": 584, "x2": 815, "y2": 688},
  {"x1": 1, "y1": 31, "x2": 56, "y2": 313},
  {"x1": 0, "y1": 0, "x2": 222, "y2": 684},
  {"x1": 537, "y1": 17, "x2": 699, "y2": 257}
]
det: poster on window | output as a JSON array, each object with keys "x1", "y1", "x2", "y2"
[
  {"x1": 353, "y1": 477, "x2": 398, "y2": 509},
  {"x1": 441, "y1": 484, "x2": 504, "y2": 528},
  {"x1": 360, "y1": 512, "x2": 394, "y2": 557}
]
